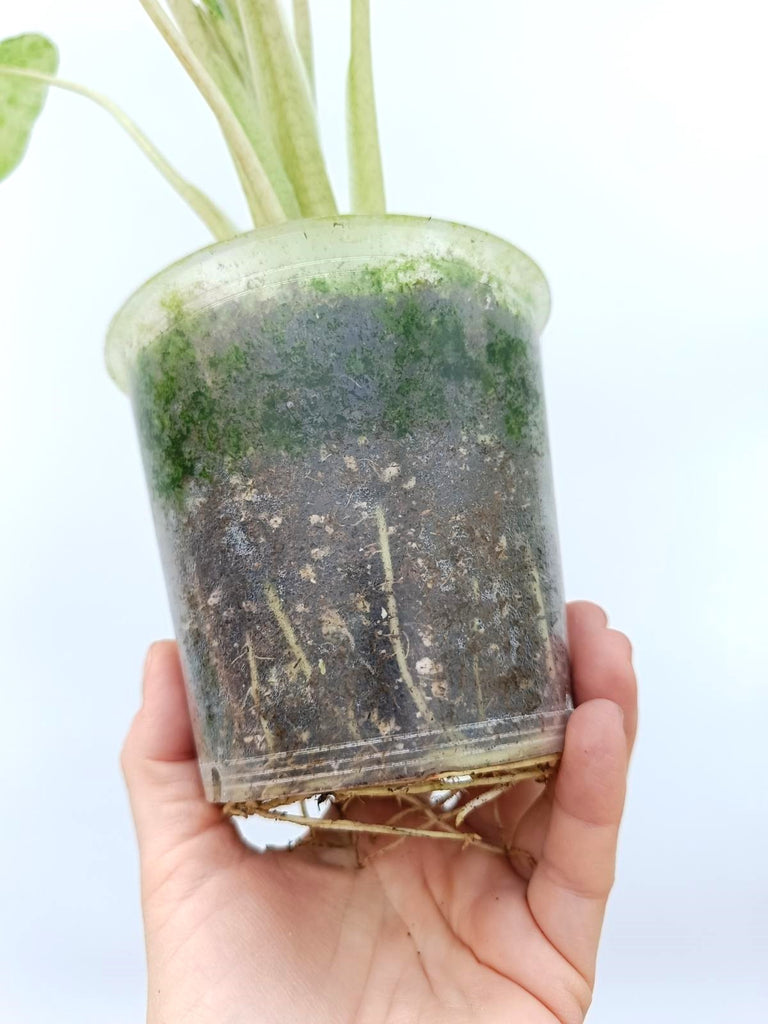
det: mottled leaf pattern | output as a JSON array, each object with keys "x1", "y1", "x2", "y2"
[{"x1": 0, "y1": 34, "x2": 58, "y2": 181}]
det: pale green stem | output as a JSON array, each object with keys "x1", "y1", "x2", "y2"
[
  {"x1": 235, "y1": 0, "x2": 279, "y2": 147},
  {"x1": 138, "y1": 0, "x2": 287, "y2": 226},
  {"x1": 167, "y1": 0, "x2": 214, "y2": 62},
  {"x1": 292, "y1": 0, "x2": 316, "y2": 100},
  {"x1": 347, "y1": 0, "x2": 385, "y2": 214},
  {"x1": 236, "y1": 0, "x2": 336, "y2": 217},
  {"x1": 0, "y1": 65, "x2": 236, "y2": 241},
  {"x1": 168, "y1": 0, "x2": 301, "y2": 217},
  {"x1": 194, "y1": 1, "x2": 250, "y2": 80}
]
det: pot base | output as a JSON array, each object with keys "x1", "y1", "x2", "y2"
[
  {"x1": 222, "y1": 751, "x2": 561, "y2": 854},
  {"x1": 204, "y1": 706, "x2": 568, "y2": 805}
]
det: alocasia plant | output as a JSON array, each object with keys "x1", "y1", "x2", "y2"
[{"x1": 0, "y1": 1, "x2": 384, "y2": 237}]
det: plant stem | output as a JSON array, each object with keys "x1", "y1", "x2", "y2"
[
  {"x1": 168, "y1": 0, "x2": 301, "y2": 217},
  {"x1": 138, "y1": 0, "x2": 287, "y2": 226},
  {"x1": 347, "y1": 0, "x2": 385, "y2": 214},
  {"x1": 292, "y1": 0, "x2": 315, "y2": 100},
  {"x1": 0, "y1": 65, "x2": 236, "y2": 241},
  {"x1": 236, "y1": 0, "x2": 337, "y2": 217}
]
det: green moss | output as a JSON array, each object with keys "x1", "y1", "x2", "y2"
[
  {"x1": 208, "y1": 342, "x2": 248, "y2": 377},
  {"x1": 135, "y1": 327, "x2": 229, "y2": 499},
  {"x1": 258, "y1": 388, "x2": 306, "y2": 453},
  {"x1": 377, "y1": 296, "x2": 485, "y2": 435},
  {"x1": 133, "y1": 261, "x2": 542, "y2": 502},
  {"x1": 308, "y1": 276, "x2": 331, "y2": 293},
  {"x1": 160, "y1": 289, "x2": 188, "y2": 322},
  {"x1": 484, "y1": 322, "x2": 540, "y2": 440}
]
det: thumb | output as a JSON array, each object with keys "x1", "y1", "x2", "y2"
[{"x1": 121, "y1": 640, "x2": 241, "y2": 868}]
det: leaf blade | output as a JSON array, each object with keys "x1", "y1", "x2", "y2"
[{"x1": 0, "y1": 33, "x2": 59, "y2": 181}]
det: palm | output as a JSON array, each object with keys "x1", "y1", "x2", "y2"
[{"x1": 124, "y1": 603, "x2": 636, "y2": 1024}]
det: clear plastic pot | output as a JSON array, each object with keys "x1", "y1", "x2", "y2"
[{"x1": 106, "y1": 216, "x2": 571, "y2": 805}]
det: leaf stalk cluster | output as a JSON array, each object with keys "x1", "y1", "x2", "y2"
[{"x1": 0, "y1": 1, "x2": 386, "y2": 239}]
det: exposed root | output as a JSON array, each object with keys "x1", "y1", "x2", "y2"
[
  {"x1": 240, "y1": 803, "x2": 494, "y2": 848},
  {"x1": 470, "y1": 577, "x2": 485, "y2": 718},
  {"x1": 264, "y1": 581, "x2": 313, "y2": 681},
  {"x1": 245, "y1": 631, "x2": 276, "y2": 751},
  {"x1": 520, "y1": 539, "x2": 557, "y2": 682},
  {"x1": 430, "y1": 789, "x2": 459, "y2": 809},
  {"x1": 375, "y1": 505, "x2": 435, "y2": 725},
  {"x1": 472, "y1": 655, "x2": 484, "y2": 717},
  {"x1": 362, "y1": 834, "x2": 407, "y2": 865},
  {"x1": 223, "y1": 754, "x2": 559, "y2": 865},
  {"x1": 454, "y1": 784, "x2": 511, "y2": 828}
]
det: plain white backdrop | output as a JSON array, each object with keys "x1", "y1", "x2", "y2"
[{"x1": 1, "y1": 1, "x2": 767, "y2": 1021}]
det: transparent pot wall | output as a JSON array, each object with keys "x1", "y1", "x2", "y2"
[{"x1": 107, "y1": 216, "x2": 572, "y2": 804}]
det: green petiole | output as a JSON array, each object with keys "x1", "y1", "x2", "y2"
[
  {"x1": 166, "y1": 0, "x2": 301, "y2": 218},
  {"x1": 0, "y1": 65, "x2": 236, "y2": 241},
  {"x1": 138, "y1": 0, "x2": 287, "y2": 226},
  {"x1": 235, "y1": 0, "x2": 336, "y2": 217},
  {"x1": 292, "y1": 0, "x2": 315, "y2": 101},
  {"x1": 347, "y1": 0, "x2": 385, "y2": 215}
]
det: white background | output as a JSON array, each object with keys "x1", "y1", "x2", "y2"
[{"x1": 2, "y1": 1, "x2": 767, "y2": 1021}]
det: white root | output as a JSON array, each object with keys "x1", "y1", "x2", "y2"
[
  {"x1": 375, "y1": 505, "x2": 434, "y2": 724},
  {"x1": 245, "y1": 631, "x2": 277, "y2": 751},
  {"x1": 454, "y1": 784, "x2": 510, "y2": 828},
  {"x1": 264, "y1": 581, "x2": 313, "y2": 681},
  {"x1": 244, "y1": 805, "x2": 496, "y2": 848}
]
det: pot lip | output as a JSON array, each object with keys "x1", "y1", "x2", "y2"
[{"x1": 105, "y1": 213, "x2": 551, "y2": 393}]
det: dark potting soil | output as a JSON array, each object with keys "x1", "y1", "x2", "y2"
[{"x1": 131, "y1": 261, "x2": 571, "y2": 801}]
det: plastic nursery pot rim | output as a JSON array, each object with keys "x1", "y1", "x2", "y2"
[{"x1": 104, "y1": 214, "x2": 551, "y2": 393}]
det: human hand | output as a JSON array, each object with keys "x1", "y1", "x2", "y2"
[{"x1": 122, "y1": 601, "x2": 636, "y2": 1023}]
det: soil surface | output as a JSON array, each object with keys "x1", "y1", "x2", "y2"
[{"x1": 131, "y1": 258, "x2": 571, "y2": 802}]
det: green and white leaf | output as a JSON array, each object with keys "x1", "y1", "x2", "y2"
[
  {"x1": 0, "y1": 33, "x2": 58, "y2": 181},
  {"x1": 139, "y1": 0, "x2": 287, "y2": 226},
  {"x1": 236, "y1": 0, "x2": 336, "y2": 217},
  {"x1": 203, "y1": 0, "x2": 249, "y2": 77},
  {"x1": 347, "y1": 0, "x2": 385, "y2": 214},
  {"x1": 170, "y1": 0, "x2": 245, "y2": 81},
  {"x1": 168, "y1": 0, "x2": 299, "y2": 217},
  {"x1": 292, "y1": 0, "x2": 315, "y2": 101}
]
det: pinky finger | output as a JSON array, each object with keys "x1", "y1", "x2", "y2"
[{"x1": 526, "y1": 699, "x2": 628, "y2": 986}]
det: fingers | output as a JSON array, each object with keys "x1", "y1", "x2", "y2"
[
  {"x1": 568, "y1": 602, "x2": 638, "y2": 753},
  {"x1": 461, "y1": 602, "x2": 637, "y2": 848},
  {"x1": 134, "y1": 641, "x2": 197, "y2": 762},
  {"x1": 526, "y1": 698, "x2": 628, "y2": 985},
  {"x1": 121, "y1": 641, "x2": 240, "y2": 868}
]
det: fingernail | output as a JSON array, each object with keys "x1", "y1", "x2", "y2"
[{"x1": 141, "y1": 643, "x2": 159, "y2": 703}]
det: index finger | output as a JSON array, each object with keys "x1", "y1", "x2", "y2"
[{"x1": 567, "y1": 601, "x2": 638, "y2": 755}]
